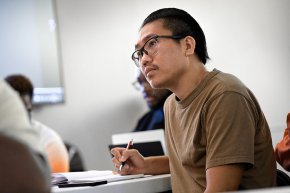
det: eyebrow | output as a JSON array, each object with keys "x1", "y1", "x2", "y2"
[{"x1": 134, "y1": 34, "x2": 157, "y2": 50}]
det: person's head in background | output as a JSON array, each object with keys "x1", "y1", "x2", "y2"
[
  {"x1": 5, "y1": 74, "x2": 33, "y2": 119},
  {"x1": 133, "y1": 70, "x2": 171, "y2": 110}
]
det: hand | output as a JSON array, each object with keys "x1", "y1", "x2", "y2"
[{"x1": 111, "y1": 147, "x2": 146, "y2": 175}]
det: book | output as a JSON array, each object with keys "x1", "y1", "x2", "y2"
[{"x1": 51, "y1": 170, "x2": 144, "y2": 186}]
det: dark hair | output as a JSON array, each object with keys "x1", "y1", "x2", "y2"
[
  {"x1": 141, "y1": 8, "x2": 209, "y2": 64},
  {"x1": 5, "y1": 74, "x2": 34, "y2": 98}
]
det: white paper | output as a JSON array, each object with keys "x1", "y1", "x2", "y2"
[{"x1": 52, "y1": 170, "x2": 144, "y2": 184}]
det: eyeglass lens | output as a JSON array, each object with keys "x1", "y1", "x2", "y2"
[{"x1": 133, "y1": 37, "x2": 159, "y2": 66}]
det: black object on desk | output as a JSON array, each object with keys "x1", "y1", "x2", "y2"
[
  {"x1": 109, "y1": 141, "x2": 164, "y2": 157},
  {"x1": 58, "y1": 180, "x2": 107, "y2": 188}
]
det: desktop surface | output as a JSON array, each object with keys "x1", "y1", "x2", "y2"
[
  {"x1": 228, "y1": 187, "x2": 290, "y2": 193},
  {"x1": 52, "y1": 174, "x2": 171, "y2": 193},
  {"x1": 52, "y1": 173, "x2": 290, "y2": 193}
]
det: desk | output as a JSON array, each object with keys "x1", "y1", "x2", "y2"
[
  {"x1": 228, "y1": 187, "x2": 290, "y2": 193},
  {"x1": 52, "y1": 174, "x2": 171, "y2": 193}
]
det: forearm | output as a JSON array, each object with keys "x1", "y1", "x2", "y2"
[
  {"x1": 205, "y1": 164, "x2": 244, "y2": 193},
  {"x1": 144, "y1": 156, "x2": 170, "y2": 175}
]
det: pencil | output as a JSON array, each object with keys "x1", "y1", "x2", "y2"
[{"x1": 119, "y1": 139, "x2": 133, "y2": 171}]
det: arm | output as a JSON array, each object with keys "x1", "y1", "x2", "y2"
[
  {"x1": 111, "y1": 148, "x2": 169, "y2": 175},
  {"x1": 275, "y1": 112, "x2": 290, "y2": 171},
  {"x1": 143, "y1": 156, "x2": 170, "y2": 175},
  {"x1": 205, "y1": 164, "x2": 244, "y2": 193}
]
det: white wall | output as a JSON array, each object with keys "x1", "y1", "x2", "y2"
[
  {"x1": 32, "y1": 0, "x2": 290, "y2": 170},
  {"x1": 0, "y1": 0, "x2": 61, "y2": 87}
]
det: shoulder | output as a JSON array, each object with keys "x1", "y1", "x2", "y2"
[
  {"x1": 164, "y1": 93, "x2": 175, "y2": 109},
  {"x1": 203, "y1": 69, "x2": 256, "y2": 104},
  {"x1": 32, "y1": 119, "x2": 63, "y2": 144},
  {"x1": 210, "y1": 70, "x2": 247, "y2": 93}
]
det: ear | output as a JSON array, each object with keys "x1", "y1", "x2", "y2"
[{"x1": 184, "y1": 36, "x2": 196, "y2": 56}]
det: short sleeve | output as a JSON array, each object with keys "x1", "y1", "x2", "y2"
[{"x1": 204, "y1": 92, "x2": 256, "y2": 169}]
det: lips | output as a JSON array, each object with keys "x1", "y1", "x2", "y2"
[{"x1": 144, "y1": 66, "x2": 156, "y2": 77}]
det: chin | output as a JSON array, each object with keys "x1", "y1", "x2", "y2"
[
  {"x1": 149, "y1": 77, "x2": 165, "y2": 89},
  {"x1": 150, "y1": 81, "x2": 161, "y2": 89}
]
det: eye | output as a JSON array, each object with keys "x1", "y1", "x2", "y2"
[
  {"x1": 147, "y1": 38, "x2": 158, "y2": 48},
  {"x1": 133, "y1": 50, "x2": 143, "y2": 60},
  {"x1": 136, "y1": 51, "x2": 143, "y2": 57}
]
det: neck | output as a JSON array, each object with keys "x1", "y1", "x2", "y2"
[{"x1": 172, "y1": 62, "x2": 208, "y2": 101}]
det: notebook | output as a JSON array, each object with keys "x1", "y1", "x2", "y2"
[
  {"x1": 109, "y1": 141, "x2": 164, "y2": 157},
  {"x1": 51, "y1": 170, "x2": 144, "y2": 186}
]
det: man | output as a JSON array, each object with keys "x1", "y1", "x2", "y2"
[
  {"x1": 133, "y1": 70, "x2": 171, "y2": 132},
  {"x1": 111, "y1": 8, "x2": 276, "y2": 193},
  {"x1": 5, "y1": 74, "x2": 69, "y2": 173},
  {"x1": 0, "y1": 79, "x2": 50, "y2": 192}
]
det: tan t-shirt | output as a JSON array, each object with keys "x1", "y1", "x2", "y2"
[{"x1": 164, "y1": 69, "x2": 276, "y2": 193}]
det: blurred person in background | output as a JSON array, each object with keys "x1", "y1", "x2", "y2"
[
  {"x1": 0, "y1": 79, "x2": 50, "y2": 193},
  {"x1": 132, "y1": 70, "x2": 171, "y2": 132},
  {"x1": 5, "y1": 74, "x2": 69, "y2": 173}
]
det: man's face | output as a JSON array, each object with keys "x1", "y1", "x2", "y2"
[
  {"x1": 135, "y1": 20, "x2": 187, "y2": 90},
  {"x1": 136, "y1": 71, "x2": 170, "y2": 109}
]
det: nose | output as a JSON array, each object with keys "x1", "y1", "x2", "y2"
[{"x1": 140, "y1": 52, "x2": 152, "y2": 68}]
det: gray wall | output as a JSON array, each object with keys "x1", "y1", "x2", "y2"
[{"x1": 32, "y1": 0, "x2": 290, "y2": 170}]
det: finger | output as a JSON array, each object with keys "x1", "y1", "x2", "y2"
[
  {"x1": 110, "y1": 147, "x2": 122, "y2": 157},
  {"x1": 114, "y1": 164, "x2": 120, "y2": 171},
  {"x1": 118, "y1": 164, "x2": 139, "y2": 175},
  {"x1": 111, "y1": 157, "x2": 121, "y2": 165},
  {"x1": 111, "y1": 147, "x2": 125, "y2": 160},
  {"x1": 119, "y1": 149, "x2": 135, "y2": 162},
  {"x1": 121, "y1": 149, "x2": 141, "y2": 162},
  {"x1": 118, "y1": 164, "x2": 131, "y2": 175}
]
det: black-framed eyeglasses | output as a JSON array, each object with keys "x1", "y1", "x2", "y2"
[{"x1": 131, "y1": 35, "x2": 185, "y2": 67}]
